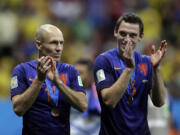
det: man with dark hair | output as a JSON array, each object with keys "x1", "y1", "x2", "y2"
[
  {"x1": 10, "y1": 24, "x2": 87, "y2": 135},
  {"x1": 93, "y1": 12, "x2": 167, "y2": 135},
  {"x1": 114, "y1": 13, "x2": 144, "y2": 36},
  {"x1": 70, "y1": 58, "x2": 101, "y2": 135}
]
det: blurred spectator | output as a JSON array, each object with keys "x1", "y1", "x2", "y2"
[
  {"x1": 148, "y1": 96, "x2": 169, "y2": 135},
  {"x1": 167, "y1": 50, "x2": 180, "y2": 135},
  {"x1": 124, "y1": 0, "x2": 149, "y2": 11},
  {"x1": 86, "y1": 0, "x2": 110, "y2": 27},
  {"x1": 169, "y1": 95, "x2": 180, "y2": 135},
  {"x1": 140, "y1": 8, "x2": 162, "y2": 42},
  {"x1": 0, "y1": 10, "x2": 18, "y2": 48},
  {"x1": 0, "y1": 57, "x2": 14, "y2": 97},
  {"x1": 70, "y1": 58, "x2": 101, "y2": 135},
  {"x1": 48, "y1": 0, "x2": 84, "y2": 23}
]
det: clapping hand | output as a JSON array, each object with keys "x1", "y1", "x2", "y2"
[
  {"x1": 123, "y1": 39, "x2": 135, "y2": 68},
  {"x1": 150, "y1": 40, "x2": 167, "y2": 68},
  {"x1": 45, "y1": 57, "x2": 59, "y2": 83},
  {"x1": 36, "y1": 56, "x2": 58, "y2": 82},
  {"x1": 37, "y1": 56, "x2": 52, "y2": 82}
]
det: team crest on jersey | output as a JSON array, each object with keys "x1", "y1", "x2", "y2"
[
  {"x1": 78, "y1": 76, "x2": 83, "y2": 86},
  {"x1": 96, "y1": 69, "x2": 106, "y2": 83},
  {"x1": 138, "y1": 64, "x2": 147, "y2": 76},
  {"x1": 59, "y1": 73, "x2": 67, "y2": 84},
  {"x1": 11, "y1": 76, "x2": 18, "y2": 89}
]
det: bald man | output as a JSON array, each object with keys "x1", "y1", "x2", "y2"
[{"x1": 10, "y1": 24, "x2": 87, "y2": 135}]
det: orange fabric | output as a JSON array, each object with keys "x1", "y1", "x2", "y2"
[
  {"x1": 169, "y1": 127, "x2": 180, "y2": 135},
  {"x1": 59, "y1": 74, "x2": 67, "y2": 84},
  {"x1": 44, "y1": 87, "x2": 50, "y2": 102},
  {"x1": 138, "y1": 64, "x2": 147, "y2": 75}
]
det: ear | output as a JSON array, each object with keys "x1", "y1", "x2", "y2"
[
  {"x1": 138, "y1": 33, "x2": 144, "y2": 41},
  {"x1": 114, "y1": 29, "x2": 118, "y2": 37},
  {"x1": 35, "y1": 40, "x2": 42, "y2": 50}
]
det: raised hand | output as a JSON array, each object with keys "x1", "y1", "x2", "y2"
[
  {"x1": 46, "y1": 57, "x2": 59, "y2": 83},
  {"x1": 36, "y1": 56, "x2": 52, "y2": 82},
  {"x1": 123, "y1": 39, "x2": 135, "y2": 68},
  {"x1": 150, "y1": 40, "x2": 167, "y2": 68}
]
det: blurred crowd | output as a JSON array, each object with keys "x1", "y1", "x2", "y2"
[{"x1": 0, "y1": 0, "x2": 180, "y2": 134}]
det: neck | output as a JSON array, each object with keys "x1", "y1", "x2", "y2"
[
  {"x1": 84, "y1": 82, "x2": 91, "y2": 90},
  {"x1": 117, "y1": 47, "x2": 124, "y2": 60}
]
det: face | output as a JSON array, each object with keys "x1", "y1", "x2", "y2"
[
  {"x1": 114, "y1": 21, "x2": 142, "y2": 54},
  {"x1": 37, "y1": 27, "x2": 64, "y2": 62},
  {"x1": 75, "y1": 64, "x2": 91, "y2": 88}
]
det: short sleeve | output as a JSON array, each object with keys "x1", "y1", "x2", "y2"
[
  {"x1": 93, "y1": 55, "x2": 114, "y2": 93},
  {"x1": 69, "y1": 66, "x2": 85, "y2": 93},
  {"x1": 10, "y1": 64, "x2": 28, "y2": 99}
]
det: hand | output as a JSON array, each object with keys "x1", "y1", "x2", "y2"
[
  {"x1": 123, "y1": 40, "x2": 135, "y2": 68},
  {"x1": 36, "y1": 56, "x2": 52, "y2": 82},
  {"x1": 150, "y1": 40, "x2": 167, "y2": 68},
  {"x1": 46, "y1": 57, "x2": 59, "y2": 84}
]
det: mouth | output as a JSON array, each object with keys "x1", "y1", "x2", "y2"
[
  {"x1": 54, "y1": 54, "x2": 60, "y2": 57},
  {"x1": 53, "y1": 53, "x2": 61, "y2": 58},
  {"x1": 120, "y1": 43, "x2": 126, "y2": 51}
]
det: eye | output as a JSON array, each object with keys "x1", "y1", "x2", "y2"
[
  {"x1": 60, "y1": 41, "x2": 64, "y2": 45},
  {"x1": 49, "y1": 40, "x2": 64, "y2": 46},
  {"x1": 50, "y1": 41, "x2": 58, "y2": 45},
  {"x1": 129, "y1": 33, "x2": 137, "y2": 38},
  {"x1": 119, "y1": 31, "x2": 127, "y2": 37}
]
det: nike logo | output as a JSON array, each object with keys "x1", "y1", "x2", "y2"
[
  {"x1": 142, "y1": 80, "x2": 148, "y2": 83},
  {"x1": 114, "y1": 67, "x2": 121, "y2": 70},
  {"x1": 29, "y1": 78, "x2": 33, "y2": 81}
]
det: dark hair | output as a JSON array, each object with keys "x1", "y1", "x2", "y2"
[
  {"x1": 75, "y1": 58, "x2": 93, "y2": 71},
  {"x1": 114, "y1": 12, "x2": 144, "y2": 35}
]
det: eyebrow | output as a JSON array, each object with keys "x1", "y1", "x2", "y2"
[
  {"x1": 119, "y1": 30, "x2": 138, "y2": 34},
  {"x1": 49, "y1": 40, "x2": 64, "y2": 44}
]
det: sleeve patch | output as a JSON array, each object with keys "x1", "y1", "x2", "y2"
[
  {"x1": 78, "y1": 76, "x2": 83, "y2": 86},
  {"x1": 11, "y1": 76, "x2": 18, "y2": 89},
  {"x1": 96, "y1": 69, "x2": 106, "y2": 83}
]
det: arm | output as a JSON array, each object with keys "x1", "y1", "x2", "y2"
[
  {"x1": 12, "y1": 77, "x2": 44, "y2": 116},
  {"x1": 12, "y1": 56, "x2": 52, "y2": 116},
  {"x1": 54, "y1": 78, "x2": 87, "y2": 112},
  {"x1": 101, "y1": 68, "x2": 133, "y2": 108},
  {"x1": 48, "y1": 61, "x2": 87, "y2": 112},
  {"x1": 150, "y1": 40, "x2": 167, "y2": 107},
  {"x1": 150, "y1": 66, "x2": 166, "y2": 107},
  {"x1": 100, "y1": 42, "x2": 135, "y2": 108}
]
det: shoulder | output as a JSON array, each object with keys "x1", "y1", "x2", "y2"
[
  {"x1": 57, "y1": 62, "x2": 77, "y2": 72},
  {"x1": 94, "y1": 48, "x2": 117, "y2": 66},
  {"x1": 13, "y1": 61, "x2": 29, "y2": 70},
  {"x1": 134, "y1": 51, "x2": 151, "y2": 64},
  {"x1": 97, "y1": 48, "x2": 117, "y2": 59},
  {"x1": 12, "y1": 60, "x2": 36, "y2": 77}
]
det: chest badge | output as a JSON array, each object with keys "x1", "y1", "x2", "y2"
[
  {"x1": 59, "y1": 73, "x2": 67, "y2": 84},
  {"x1": 138, "y1": 64, "x2": 147, "y2": 76}
]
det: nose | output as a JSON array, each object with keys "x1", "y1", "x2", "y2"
[
  {"x1": 123, "y1": 35, "x2": 131, "y2": 44},
  {"x1": 124, "y1": 34, "x2": 131, "y2": 41},
  {"x1": 55, "y1": 43, "x2": 63, "y2": 51}
]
